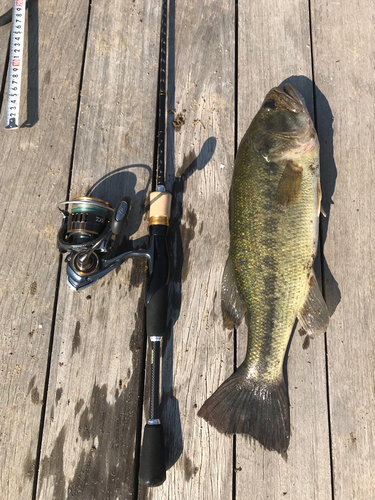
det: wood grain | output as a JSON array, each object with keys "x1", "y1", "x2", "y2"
[
  {"x1": 312, "y1": 0, "x2": 375, "y2": 497},
  {"x1": 36, "y1": 1, "x2": 161, "y2": 499},
  {"x1": 235, "y1": 0, "x2": 332, "y2": 498},
  {"x1": 1, "y1": 0, "x2": 374, "y2": 498},
  {"x1": 138, "y1": 0, "x2": 235, "y2": 498},
  {"x1": 0, "y1": 1, "x2": 89, "y2": 499}
]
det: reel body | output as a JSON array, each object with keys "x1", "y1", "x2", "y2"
[{"x1": 58, "y1": 195, "x2": 136, "y2": 289}]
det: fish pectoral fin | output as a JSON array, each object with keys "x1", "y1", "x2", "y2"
[
  {"x1": 297, "y1": 272, "x2": 329, "y2": 337},
  {"x1": 221, "y1": 255, "x2": 246, "y2": 329},
  {"x1": 274, "y1": 160, "x2": 303, "y2": 209}
]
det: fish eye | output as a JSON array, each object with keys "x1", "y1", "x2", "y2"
[{"x1": 263, "y1": 100, "x2": 276, "y2": 109}]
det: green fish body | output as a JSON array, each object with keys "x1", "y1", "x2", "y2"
[{"x1": 198, "y1": 85, "x2": 329, "y2": 453}]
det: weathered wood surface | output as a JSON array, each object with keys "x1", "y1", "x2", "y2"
[
  {"x1": 1, "y1": 0, "x2": 375, "y2": 499},
  {"x1": 235, "y1": 1, "x2": 332, "y2": 499},
  {"x1": 36, "y1": 1, "x2": 161, "y2": 499},
  {"x1": 311, "y1": 0, "x2": 375, "y2": 498},
  {"x1": 0, "y1": 1, "x2": 89, "y2": 499}
]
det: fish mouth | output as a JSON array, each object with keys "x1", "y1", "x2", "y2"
[
  {"x1": 264, "y1": 85, "x2": 308, "y2": 115},
  {"x1": 282, "y1": 84, "x2": 307, "y2": 109}
]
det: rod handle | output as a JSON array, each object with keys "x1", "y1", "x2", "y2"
[
  {"x1": 139, "y1": 423, "x2": 166, "y2": 487},
  {"x1": 146, "y1": 284, "x2": 168, "y2": 337}
]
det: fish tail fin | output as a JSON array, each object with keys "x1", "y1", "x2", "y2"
[{"x1": 198, "y1": 364, "x2": 290, "y2": 453}]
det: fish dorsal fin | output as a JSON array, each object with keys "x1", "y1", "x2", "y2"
[
  {"x1": 274, "y1": 161, "x2": 303, "y2": 209},
  {"x1": 297, "y1": 271, "x2": 329, "y2": 337},
  {"x1": 221, "y1": 255, "x2": 246, "y2": 329}
]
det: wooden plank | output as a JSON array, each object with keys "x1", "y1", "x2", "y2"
[
  {"x1": 311, "y1": 0, "x2": 375, "y2": 498},
  {"x1": 0, "y1": 1, "x2": 90, "y2": 499},
  {"x1": 235, "y1": 0, "x2": 332, "y2": 498},
  {"x1": 36, "y1": 1, "x2": 161, "y2": 499},
  {"x1": 139, "y1": 0, "x2": 235, "y2": 498}
]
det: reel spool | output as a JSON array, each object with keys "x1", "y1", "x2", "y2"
[
  {"x1": 65, "y1": 197, "x2": 113, "y2": 245},
  {"x1": 58, "y1": 197, "x2": 113, "y2": 249}
]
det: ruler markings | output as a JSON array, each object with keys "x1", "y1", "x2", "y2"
[{"x1": 5, "y1": 0, "x2": 26, "y2": 129}]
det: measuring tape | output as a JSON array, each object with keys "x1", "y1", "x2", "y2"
[{"x1": 5, "y1": 0, "x2": 26, "y2": 130}]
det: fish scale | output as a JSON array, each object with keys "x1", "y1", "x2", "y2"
[{"x1": 198, "y1": 84, "x2": 329, "y2": 453}]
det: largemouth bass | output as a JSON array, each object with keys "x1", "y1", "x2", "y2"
[{"x1": 198, "y1": 84, "x2": 329, "y2": 453}]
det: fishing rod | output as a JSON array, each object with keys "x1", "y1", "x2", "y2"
[
  {"x1": 138, "y1": 0, "x2": 170, "y2": 486},
  {"x1": 56, "y1": 0, "x2": 171, "y2": 488}
]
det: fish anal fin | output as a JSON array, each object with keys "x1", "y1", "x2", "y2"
[
  {"x1": 274, "y1": 161, "x2": 303, "y2": 209},
  {"x1": 221, "y1": 255, "x2": 246, "y2": 329},
  {"x1": 297, "y1": 272, "x2": 329, "y2": 337}
]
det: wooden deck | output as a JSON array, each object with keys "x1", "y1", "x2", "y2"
[{"x1": 1, "y1": 0, "x2": 374, "y2": 498}]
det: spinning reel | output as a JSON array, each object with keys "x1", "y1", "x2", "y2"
[
  {"x1": 57, "y1": 195, "x2": 131, "y2": 290},
  {"x1": 57, "y1": 192, "x2": 171, "y2": 301}
]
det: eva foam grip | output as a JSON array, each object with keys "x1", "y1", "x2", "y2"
[
  {"x1": 146, "y1": 285, "x2": 168, "y2": 337},
  {"x1": 150, "y1": 192, "x2": 172, "y2": 218},
  {"x1": 139, "y1": 423, "x2": 166, "y2": 487}
]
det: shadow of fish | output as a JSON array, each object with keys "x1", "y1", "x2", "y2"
[{"x1": 198, "y1": 84, "x2": 329, "y2": 453}]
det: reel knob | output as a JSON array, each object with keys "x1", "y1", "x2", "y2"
[
  {"x1": 111, "y1": 196, "x2": 131, "y2": 235},
  {"x1": 71, "y1": 250, "x2": 100, "y2": 275}
]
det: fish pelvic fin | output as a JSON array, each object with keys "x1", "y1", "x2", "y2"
[{"x1": 198, "y1": 365, "x2": 290, "y2": 454}]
